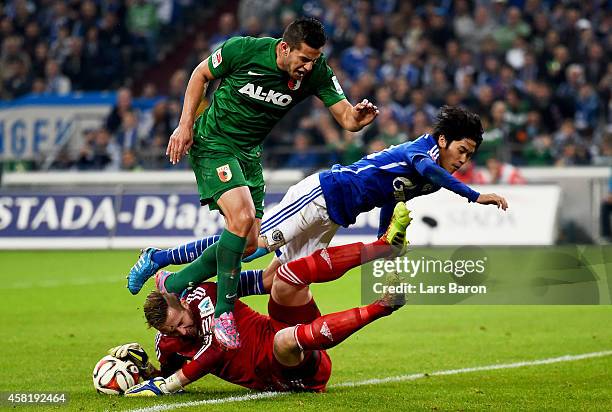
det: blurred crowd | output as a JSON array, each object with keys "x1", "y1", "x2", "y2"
[
  {"x1": 49, "y1": 86, "x2": 183, "y2": 171},
  {"x1": 2, "y1": 0, "x2": 612, "y2": 172},
  {"x1": 0, "y1": 0, "x2": 197, "y2": 98},
  {"x1": 257, "y1": 0, "x2": 612, "y2": 171}
]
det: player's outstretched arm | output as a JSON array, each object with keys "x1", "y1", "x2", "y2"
[
  {"x1": 167, "y1": 58, "x2": 216, "y2": 165},
  {"x1": 476, "y1": 193, "x2": 508, "y2": 210},
  {"x1": 328, "y1": 98, "x2": 379, "y2": 132},
  {"x1": 415, "y1": 156, "x2": 509, "y2": 210},
  {"x1": 127, "y1": 343, "x2": 218, "y2": 396}
]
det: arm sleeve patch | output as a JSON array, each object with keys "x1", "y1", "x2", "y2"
[
  {"x1": 211, "y1": 49, "x2": 222, "y2": 68},
  {"x1": 316, "y1": 60, "x2": 346, "y2": 107},
  {"x1": 207, "y1": 37, "x2": 244, "y2": 78}
]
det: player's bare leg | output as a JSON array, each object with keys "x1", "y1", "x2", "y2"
[
  {"x1": 243, "y1": 218, "x2": 261, "y2": 257},
  {"x1": 261, "y1": 255, "x2": 280, "y2": 291}
]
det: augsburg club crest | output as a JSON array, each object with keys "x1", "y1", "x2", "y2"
[{"x1": 216, "y1": 164, "x2": 232, "y2": 182}]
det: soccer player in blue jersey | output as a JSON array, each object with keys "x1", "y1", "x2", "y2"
[{"x1": 128, "y1": 105, "x2": 508, "y2": 294}]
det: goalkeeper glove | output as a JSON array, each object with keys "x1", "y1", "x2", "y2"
[
  {"x1": 124, "y1": 377, "x2": 169, "y2": 397},
  {"x1": 124, "y1": 374, "x2": 183, "y2": 397},
  {"x1": 108, "y1": 343, "x2": 156, "y2": 378}
]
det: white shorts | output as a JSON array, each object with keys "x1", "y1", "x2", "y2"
[{"x1": 260, "y1": 173, "x2": 339, "y2": 264}]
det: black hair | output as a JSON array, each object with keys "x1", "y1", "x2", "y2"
[
  {"x1": 282, "y1": 17, "x2": 327, "y2": 50},
  {"x1": 432, "y1": 105, "x2": 483, "y2": 148}
]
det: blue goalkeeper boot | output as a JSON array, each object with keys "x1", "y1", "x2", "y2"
[{"x1": 127, "y1": 248, "x2": 160, "y2": 295}]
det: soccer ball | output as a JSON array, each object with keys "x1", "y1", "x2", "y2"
[{"x1": 92, "y1": 355, "x2": 140, "y2": 395}]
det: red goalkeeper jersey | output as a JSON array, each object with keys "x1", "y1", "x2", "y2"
[{"x1": 155, "y1": 282, "x2": 331, "y2": 392}]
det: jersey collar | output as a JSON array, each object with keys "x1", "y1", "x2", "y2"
[{"x1": 271, "y1": 38, "x2": 283, "y2": 73}]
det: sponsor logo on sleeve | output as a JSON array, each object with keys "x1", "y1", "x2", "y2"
[
  {"x1": 211, "y1": 49, "x2": 223, "y2": 68},
  {"x1": 198, "y1": 296, "x2": 214, "y2": 317},
  {"x1": 332, "y1": 76, "x2": 343, "y2": 94}
]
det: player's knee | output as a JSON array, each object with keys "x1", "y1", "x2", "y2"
[
  {"x1": 227, "y1": 208, "x2": 255, "y2": 234},
  {"x1": 271, "y1": 273, "x2": 312, "y2": 307},
  {"x1": 235, "y1": 208, "x2": 256, "y2": 227},
  {"x1": 273, "y1": 327, "x2": 302, "y2": 367},
  {"x1": 271, "y1": 272, "x2": 292, "y2": 296},
  {"x1": 262, "y1": 263, "x2": 278, "y2": 291},
  {"x1": 273, "y1": 329, "x2": 291, "y2": 352}
]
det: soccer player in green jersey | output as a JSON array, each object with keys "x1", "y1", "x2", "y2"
[{"x1": 128, "y1": 17, "x2": 379, "y2": 350}]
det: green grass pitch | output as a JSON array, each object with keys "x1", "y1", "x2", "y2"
[{"x1": 0, "y1": 249, "x2": 611, "y2": 412}]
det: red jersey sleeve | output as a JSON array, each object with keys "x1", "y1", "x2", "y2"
[
  {"x1": 155, "y1": 332, "x2": 197, "y2": 377},
  {"x1": 179, "y1": 283, "x2": 225, "y2": 382},
  {"x1": 180, "y1": 340, "x2": 225, "y2": 382}
]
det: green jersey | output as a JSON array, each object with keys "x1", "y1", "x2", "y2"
[{"x1": 191, "y1": 36, "x2": 346, "y2": 161}]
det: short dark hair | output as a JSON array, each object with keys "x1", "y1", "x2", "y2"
[
  {"x1": 143, "y1": 290, "x2": 181, "y2": 330},
  {"x1": 282, "y1": 17, "x2": 326, "y2": 50},
  {"x1": 432, "y1": 105, "x2": 483, "y2": 148}
]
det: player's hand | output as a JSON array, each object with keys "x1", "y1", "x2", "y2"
[
  {"x1": 476, "y1": 193, "x2": 508, "y2": 210},
  {"x1": 166, "y1": 124, "x2": 194, "y2": 165},
  {"x1": 108, "y1": 343, "x2": 150, "y2": 370},
  {"x1": 352, "y1": 99, "x2": 379, "y2": 127},
  {"x1": 124, "y1": 377, "x2": 170, "y2": 397}
]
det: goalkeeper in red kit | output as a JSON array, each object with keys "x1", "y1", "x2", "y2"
[{"x1": 115, "y1": 203, "x2": 411, "y2": 395}]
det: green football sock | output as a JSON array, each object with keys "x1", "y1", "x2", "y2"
[
  {"x1": 214, "y1": 229, "x2": 247, "y2": 316},
  {"x1": 164, "y1": 242, "x2": 219, "y2": 293}
]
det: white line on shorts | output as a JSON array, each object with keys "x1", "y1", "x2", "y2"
[{"x1": 121, "y1": 349, "x2": 612, "y2": 412}]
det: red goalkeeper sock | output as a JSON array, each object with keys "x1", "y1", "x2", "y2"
[
  {"x1": 276, "y1": 240, "x2": 392, "y2": 287},
  {"x1": 294, "y1": 302, "x2": 392, "y2": 351}
]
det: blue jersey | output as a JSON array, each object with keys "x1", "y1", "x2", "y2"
[{"x1": 318, "y1": 134, "x2": 479, "y2": 228}]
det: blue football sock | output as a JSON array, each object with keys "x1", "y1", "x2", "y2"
[
  {"x1": 237, "y1": 269, "x2": 266, "y2": 297},
  {"x1": 151, "y1": 235, "x2": 221, "y2": 267}
]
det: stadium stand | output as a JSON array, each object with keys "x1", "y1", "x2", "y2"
[{"x1": 0, "y1": 0, "x2": 610, "y2": 173}]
